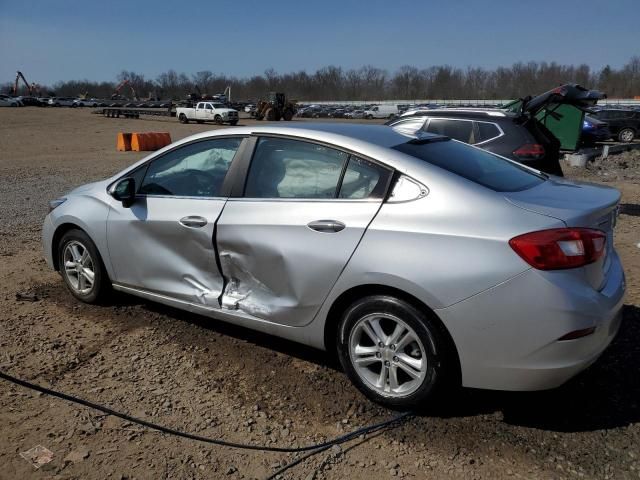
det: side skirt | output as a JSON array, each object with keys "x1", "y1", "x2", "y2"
[{"x1": 111, "y1": 283, "x2": 323, "y2": 349}]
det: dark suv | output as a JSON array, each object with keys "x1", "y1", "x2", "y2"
[
  {"x1": 386, "y1": 84, "x2": 605, "y2": 176},
  {"x1": 589, "y1": 108, "x2": 639, "y2": 142}
]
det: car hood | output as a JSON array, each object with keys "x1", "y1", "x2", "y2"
[{"x1": 67, "y1": 179, "x2": 110, "y2": 196}]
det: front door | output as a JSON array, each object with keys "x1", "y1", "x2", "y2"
[
  {"x1": 216, "y1": 136, "x2": 393, "y2": 326},
  {"x1": 106, "y1": 136, "x2": 244, "y2": 306}
]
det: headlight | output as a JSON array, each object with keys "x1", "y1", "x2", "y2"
[{"x1": 48, "y1": 198, "x2": 66, "y2": 212}]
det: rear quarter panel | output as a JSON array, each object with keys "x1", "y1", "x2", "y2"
[{"x1": 308, "y1": 176, "x2": 566, "y2": 349}]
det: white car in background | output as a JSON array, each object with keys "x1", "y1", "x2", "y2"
[
  {"x1": 0, "y1": 94, "x2": 22, "y2": 107},
  {"x1": 48, "y1": 97, "x2": 76, "y2": 107}
]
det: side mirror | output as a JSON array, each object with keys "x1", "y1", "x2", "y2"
[{"x1": 111, "y1": 177, "x2": 136, "y2": 208}]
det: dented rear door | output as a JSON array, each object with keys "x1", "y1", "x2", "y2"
[{"x1": 216, "y1": 137, "x2": 393, "y2": 326}]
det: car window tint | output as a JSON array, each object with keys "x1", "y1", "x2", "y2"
[
  {"x1": 476, "y1": 122, "x2": 501, "y2": 143},
  {"x1": 245, "y1": 138, "x2": 347, "y2": 198},
  {"x1": 139, "y1": 138, "x2": 242, "y2": 197},
  {"x1": 426, "y1": 119, "x2": 474, "y2": 143},
  {"x1": 393, "y1": 139, "x2": 544, "y2": 192},
  {"x1": 339, "y1": 156, "x2": 392, "y2": 199}
]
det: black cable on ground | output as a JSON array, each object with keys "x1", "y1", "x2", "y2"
[{"x1": 0, "y1": 370, "x2": 412, "y2": 454}]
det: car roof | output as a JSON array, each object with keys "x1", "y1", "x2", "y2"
[
  {"x1": 242, "y1": 123, "x2": 444, "y2": 148},
  {"x1": 400, "y1": 108, "x2": 515, "y2": 120}
]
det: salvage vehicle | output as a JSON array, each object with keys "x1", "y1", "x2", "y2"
[
  {"x1": 48, "y1": 97, "x2": 76, "y2": 107},
  {"x1": 43, "y1": 123, "x2": 624, "y2": 408},
  {"x1": 176, "y1": 101, "x2": 239, "y2": 125},
  {"x1": 0, "y1": 94, "x2": 21, "y2": 107},
  {"x1": 589, "y1": 107, "x2": 639, "y2": 142},
  {"x1": 388, "y1": 84, "x2": 605, "y2": 176}
]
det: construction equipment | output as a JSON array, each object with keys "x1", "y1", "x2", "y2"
[
  {"x1": 13, "y1": 71, "x2": 42, "y2": 96},
  {"x1": 254, "y1": 92, "x2": 297, "y2": 121},
  {"x1": 111, "y1": 80, "x2": 137, "y2": 101}
]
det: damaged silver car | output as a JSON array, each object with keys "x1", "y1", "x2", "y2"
[{"x1": 43, "y1": 124, "x2": 625, "y2": 408}]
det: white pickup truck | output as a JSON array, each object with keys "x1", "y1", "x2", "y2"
[{"x1": 176, "y1": 102, "x2": 239, "y2": 125}]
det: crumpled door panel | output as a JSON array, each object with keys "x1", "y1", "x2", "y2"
[{"x1": 215, "y1": 200, "x2": 382, "y2": 326}]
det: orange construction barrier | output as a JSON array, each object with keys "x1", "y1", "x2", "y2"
[
  {"x1": 130, "y1": 133, "x2": 147, "y2": 151},
  {"x1": 117, "y1": 132, "x2": 132, "y2": 151},
  {"x1": 129, "y1": 132, "x2": 172, "y2": 152}
]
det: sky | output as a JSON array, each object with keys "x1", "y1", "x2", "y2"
[{"x1": 0, "y1": 0, "x2": 638, "y2": 85}]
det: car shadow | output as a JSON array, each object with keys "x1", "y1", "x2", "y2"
[{"x1": 110, "y1": 293, "x2": 640, "y2": 433}]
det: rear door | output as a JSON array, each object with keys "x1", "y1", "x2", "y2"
[
  {"x1": 216, "y1": 136, "x2": 393, "y2": 326},
  {"x1": 106, "y1": 136, "x2": 245, "y2": 306}
]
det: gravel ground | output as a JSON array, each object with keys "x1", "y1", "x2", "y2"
[{"x1": 0, "y1": 108, "x2": 639, "y2": 480}]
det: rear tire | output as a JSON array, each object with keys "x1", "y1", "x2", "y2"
[
  {"x1": 178, "y1": 114, "x2": 188, "y2": 123},
  {"x1": 337, "y1": 295, "x2": 454, "y2": 409},
  {"x1": 58, "y1": 229, "x2": 110, "y2": 304},
  {"x1": 618, "y1": 128, "x2": 635, "y2": 143}
]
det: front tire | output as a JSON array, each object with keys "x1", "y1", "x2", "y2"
[
  {"x1": 618, "y1": 128, "x2": 635, "y2": 143},
  {"x1": 58, "y1": 229, "x2": 110, "y2": 304},
  {"x1": 337, "y1": 295, "x2": 452, "y2": 409}
]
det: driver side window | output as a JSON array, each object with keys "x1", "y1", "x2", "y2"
[{"x1": 139, "y1": 138, "x2": 242, "y2": 197}]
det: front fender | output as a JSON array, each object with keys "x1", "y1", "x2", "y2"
[{"x1": 46, "y1": 193, "x2": 113, "y2": 278}]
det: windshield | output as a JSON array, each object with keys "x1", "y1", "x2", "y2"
[{"x1": 393, "y1": 139, "x2": 545, "y2": 192}]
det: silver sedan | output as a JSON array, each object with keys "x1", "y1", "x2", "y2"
[{"x1": 42, "y1": 124, "x2": 625, "y2": 408}]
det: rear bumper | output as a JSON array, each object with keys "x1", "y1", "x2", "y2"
[{"x1": 436, "y1": 250, "x2": 625, "y2": 391}]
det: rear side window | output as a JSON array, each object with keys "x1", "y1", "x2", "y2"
[
  {"x1": 476, "y1": 122, "x2": 501, "y2": 143},
  {"x1": 245, "y1": 137, "x2": 347, "y2": 198},
  {"x1": 426, "y1": 119, "x2": 474, "y2": 143},
  {"x1": 339, "y1": 156, "x2": 392, "y2": 199},
  {"x1": 393, "y1": 140, "x2": 544, "y2": 192}
]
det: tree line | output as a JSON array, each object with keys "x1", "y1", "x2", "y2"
[{"x1": 5, "y1": 57, "x2": 639, "y2": 101}]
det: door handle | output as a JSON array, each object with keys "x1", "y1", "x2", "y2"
[
  {"x1": 179, "y1": 216, "x2": 208, "y2": 228},
  {"x1": 307, "y1": 220, "x2": 345, "y2": 233}
]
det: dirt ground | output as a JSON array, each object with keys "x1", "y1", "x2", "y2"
[{"x1": 0, "y1": 108, "x2": 639, "y2": 480}]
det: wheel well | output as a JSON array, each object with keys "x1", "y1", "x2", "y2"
[
  {"x1": 323, "y1": 284, "x2": 462, "y2": 384},
  {"x1": 51, "y1": 223, "x2": 86, "y2": 270}
]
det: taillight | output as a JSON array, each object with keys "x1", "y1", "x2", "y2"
[
  {"x1": 513, "y1": 143, "x2": 545, "y2": 160},
  {"x1": 509, "y1": 228, "x2": 606, "y2": 270}
]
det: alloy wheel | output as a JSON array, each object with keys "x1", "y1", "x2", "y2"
[
  {"x1": 63, "y1": 241, "x2": 96, "y2": 295},
  {"x1": 348, "y1": 313, "x2": 428, "y2": 397}
]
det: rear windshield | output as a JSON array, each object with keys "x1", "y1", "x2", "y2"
[{"x1": 393, "y1": 139, "x2": 545, "y2": 192}]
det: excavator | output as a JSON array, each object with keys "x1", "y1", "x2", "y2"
[
  {"x1": 111, "y1": 79, "x2": 138, "y2": 100},
  {"x1": 13, "y1": 71, "x2": 42, "y2": 96}
]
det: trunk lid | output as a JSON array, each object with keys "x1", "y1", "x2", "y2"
[
  {"x1": 503, "y1": 84, "x2": 606, "y2": 151},
  {"x1": 505, "y1": 178, "x2": 620, "y2": 291}
]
